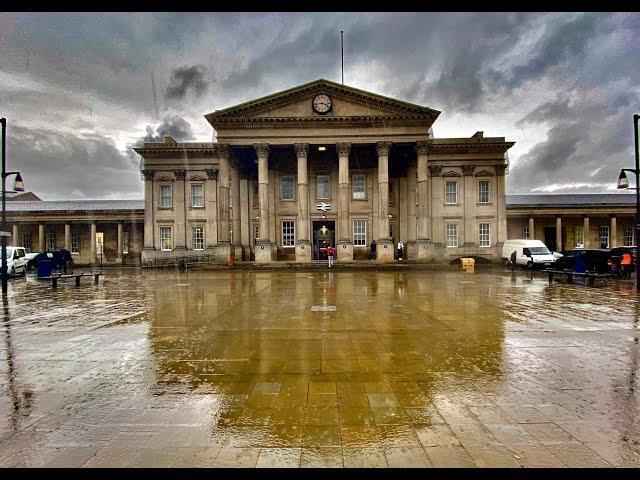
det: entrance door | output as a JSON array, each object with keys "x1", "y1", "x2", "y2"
[
  {"x1": 312, "y1": 221, "x2": 335, "y2": 260},
  {"x1": 543, "y1": 227, "x2": 556, "y2": 252}
]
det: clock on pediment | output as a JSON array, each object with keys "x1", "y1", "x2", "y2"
[{"x1": 312, "y1": 93, "x2": 332, "y2": 114}]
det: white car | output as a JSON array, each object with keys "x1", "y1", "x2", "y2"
[{"x1": 4, "y1": 246, "x2": 28, "y2": 276}]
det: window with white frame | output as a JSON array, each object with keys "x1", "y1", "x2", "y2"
[
  {"x1": 353, "y1": 220, "x2": 366, "y2": 247},
  {"x1": 281, "y1": 175, "x2": 294, "y2": 200},
  {"x1": 45, "y1": 232, "x2": 56, "y2": 251},
  {"x1": 191, "y1": 226, "x2": 204, "y2": 250},
  {"x1": 479, "y1": 223, "x2": 491, "y2": 247},
  {"x1": 71, "y1": 231, "x2": 80, "y2": 254},
  {"x1": 282, "y1": 220, "x2": 295, "y2": 247},
  {"x1": 160, "y1": 226, "x2": 173, "y2": 251},
  {"x1": 446, "y1": 224, "x2": 458, "y2": 247},
  {"x1": 575, "y1": 226, "x2": 584, "y2": 248},
  {"x1": 22, "y1": 233, "x2": 32, "y2": 253},
  {"x1": 624, "y1": 224, "x2": 634, "y2": 246},
  {"x1": 191, "y1": 184, "x2": 204, "y2": 208},
  {"x1": 599, "y1": 226, "x2": 610, "y2": 248},
  {"x1": 160, "y1": 185, "x2": 172, "y2": 208},
  {"x1": 317, "y1": 175, "x2": 330, "y2": 199},
  {"x1": 122, "y1": 231, "x2": 129, "y2": 254},
  {"x1": 445, "y1": 181, "x2": 457, "y2": 204},
  {"x1": 478, "y1": 180, "x2": 490, "y2": 203},
  {"x1": 523, "y1": 226, "x2": 530, "y2": 239},
  {"x1": 352, "y1": 173, "x2": 366, "y2": 200}
]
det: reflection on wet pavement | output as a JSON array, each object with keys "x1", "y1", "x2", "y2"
[{"x1": 0, "y1": 269, "x2": 639, "y2": 467}]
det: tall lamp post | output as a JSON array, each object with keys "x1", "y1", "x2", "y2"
[
  {"x1": 616, "y1": 114, "x2": 640, "y2": 289},
  {"x1": 1, "y1": 118, "x2": 25, "y2": 294}
]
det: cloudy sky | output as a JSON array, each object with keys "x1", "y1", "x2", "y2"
[{"x1": 1, "y1": 12, "x2": 639, "y2": 200}]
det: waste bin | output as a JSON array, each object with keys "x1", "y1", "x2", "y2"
[
  {"x1": 460, "y1": 257, "x2": 475, "y2": 273},
  {"x1": 37, "y1": 260, "x2": 53, "y2": 278}
]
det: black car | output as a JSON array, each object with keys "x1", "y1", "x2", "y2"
[
  {"x1": 26, "y1": 249, "x2": 73, "y2": 271},
  {"x1": 555, "y1": 249, "x2": 612, "y2": 274},
  {"x1": 608, "y1": 246, "x2": 637, "y2": 278}
]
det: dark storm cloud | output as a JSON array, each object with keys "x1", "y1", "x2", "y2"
[
  {"x1": 141, "y1": 114, "x2": 196, "y2": 143},
  {"x1": 165, "y1": 65, "x2": 209, "y2": 100}
]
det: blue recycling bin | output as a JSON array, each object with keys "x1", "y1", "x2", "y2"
[{"x1": 37, "y1": 260, "x2": 53, "y2": 278}]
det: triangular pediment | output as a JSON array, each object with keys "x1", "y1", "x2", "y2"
[{"x1": 205, "y1": 79, "x2": 440, "y2": 127}]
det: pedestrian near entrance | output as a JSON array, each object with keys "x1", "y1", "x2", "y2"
[
  {"x1": 369, "y1": 240, "x2": 377, "y2": 260},
  {"x1": 327, "y1": 245, "x2": 335, "y2": 267},
  {"x1": 397, "y1": 240, "x2": 404, "y2": 261}
]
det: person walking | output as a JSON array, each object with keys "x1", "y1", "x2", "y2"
[
  {"x1": 327, "y1": 245, "x2": 335, "y2": 268},
  {"x1": 369, "y1": 239, "x2": 377, "y2": 260},
  {"x1": 397, "y1": 240, "x2": 404, "y2": 261}
]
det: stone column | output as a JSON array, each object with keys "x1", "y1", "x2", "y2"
[
  {"x1": 142, "y1": 170, "x2": 155, "y2": 255},
  {"x1": 90, "y1": 222, "x2": 97, "y2": 264},
  {"x1": 336, "y1": 142, "x2": 353, "y2": 262},
  {"x1": 529, "y1": 216, "x2": 535, "y2": 240},
  {"x1": 239, "y1": 178, "x2": 249, "y2": 261},
  {"x1": 556, "y1": 216, "x2": 562, "y2": 252},
  {"x1": 415, "y1": 141, "x2": 430, "y2": 260},
  {"x1": 216, "y1": 144, "x2": 234, "y2": 262},
  {"x1": 12, "y1": 224, "x2": 19, "y2": 247},
  {"x1": 294, "y1": 143, "x2": 311, "y2": 262},
  {"x1": 376, "y1": 141, "x2": 394, "y2": 261},
  {"x1": 64, "y1": 223, "x2": 71, "y2": 251},
  {"x1": 610, "y1": 216, "x2": 617, "y2": 248},
  {"x1": 583, "y1": 216, "x2": 590, "y2": 248},
  {"x1": 205, "y1": 168, "x2": 218, "y2": 251},
  {"x1": 38, "y1": 224, "x2": 45, "y2": 252},
  {"x1": 254, "y1": 143, "x2": 272, "y2": 263},
  {"x1": 406, "y1": 164, "x2": 417, "y2": 259},
  {"x1": 117, "y1": 222, "x2": 123, "y2": 263},
  {"x1": 173, "y1": 168, "x2": 186, "y2": 251},
  {"x1": 231, "y1": 159, "x2": 241, "y2": 252}
]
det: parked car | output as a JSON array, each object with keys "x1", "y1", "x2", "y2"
[
  {"x1": 501, "y1": 239, "x2": 556, "y2": 269},
  {"x1": 608, "y1": 246, "x2": 637, "y2": 278},
  {"x1": 555, "y1": 249, "x2": 612, "y2": 274},
  {"x1": 3, "y1": 246, "x2": 28, "y2": 276},
  {"x1": 26, "y1": 249, "x2": 73, "y2": 271}
]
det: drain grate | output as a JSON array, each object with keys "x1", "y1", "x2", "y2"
[{"x1": 311, "y1": 305, "x2": 336, "y2": 312}]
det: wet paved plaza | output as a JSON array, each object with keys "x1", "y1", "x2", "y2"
[{"x1": 0, "y1": 268, "x2": 639, "y2": 467}]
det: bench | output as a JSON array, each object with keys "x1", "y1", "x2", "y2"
[
  {"x1": 38, "y1": 272, "x2": 103, "y2": 288},
  {"x1": 544, "y1": 269, "x2": 611, "y2": 286}
]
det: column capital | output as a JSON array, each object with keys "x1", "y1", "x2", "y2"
[
  {"x1": 414, "y1": 140, "x2": 429, "y2": 156},
  {"x1": 294, "y1": 143, "x2": 309, "y2": 158},
  {"x1": 205, "y1": 168, "x2": 218, "y2": 180},
  {"x1": 216, "y1": 143, "x2": 231, "y2": 160},
  {"x1": 173, "y1": 169, "x2": 186, "y2": 180},
  {"x1": 428, "y1": 165, "x2": 442, "y2": 177},
  {"x1": 461, "y1": 165, "x2": 475, "y2": 176},
  {"x1": 254, "y1": 143, "x2": 270, "y2": 158},
  {"x1": 336, "y1": 142, "x2": 351, "y2": 157},
  {"x1": 141, "y1": 169, "x2": 155, "y2": 181},
  {"x1": 495, "y1": 164, "x2": 507, "y2": 176},
  {"x1": 376, "y1": 141, "x2": 392, "y2": 157}
]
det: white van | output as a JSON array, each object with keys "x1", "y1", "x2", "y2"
[
  {"x1": 501, "y1": 239, "x2": 556, "y2": 269},
  {"x1": 4, "y1": 246, "x2": 28, "y2": 276}
]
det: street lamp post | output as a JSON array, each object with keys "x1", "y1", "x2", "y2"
[
  {"x1": 616, "y1": 114, "x2": 640, "y2": 289},
  {"x1": 1, "y1": 118, "x2": 25, "y2": 294}
]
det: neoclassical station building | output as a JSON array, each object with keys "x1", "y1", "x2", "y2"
[
  {"x1": 6, "y1": 79, "x2": 637, "y2": 265},
  {"x1": 135, "y1": 79, "x2": 513, "y2": 263}
]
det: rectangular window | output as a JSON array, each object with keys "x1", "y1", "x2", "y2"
[
  {"x1": 478, "y1": 180, "x2": 490, "y2": 203},
  {"x1": 523, "y1": 226, "x2": 530, "y2": 239},
  {"x1": 71, "y1": 232, "x2": 80, "y2": 254},
  {"x1": 122, "y1": 232, "x2": 129, "y2": 254},
  {"x1": 252, "y1": 181, "x2": 259, "y2": 207},
  {"x1": 282, "y1": 220, "x2": 295, "y2": 247},
  {"x1": 191, "y1": 226, "x2": 204, "y2": 250},
  {"x1": 191, "y1": 184, "x2": 204, "y2": 208},
  {"x1": 21, "y1": 233, "x2": 31, "y2": 253},
  {"x1": 389, "y1": 182, "x2": 396, "y2": 206},
  {"x1": 160, "y1": 185, "x2": 172, "y2": 208},
  {"x1": 624, "y1": 224, "x2": 634, "y2": 246},
  {"x1": 599, "y1": 226, "x2": 610, "y2": 248},
  {"x1": 317, "y1": 175, "x2": 330, "y2": 200},
  {"x1": 352, "y1": 173, "x2": 366, "y2": 200},
  {"x1": 445, "y1": 181, "x2": 457, "y2": 204},
  {"x1": 446, "y1": 224, "x2": 458, "y2": 247},
  {"x1": 575, "y1": 226, "x2": 584, "y2": 248},
  {"x1": 479, "y1": 223, "x2": 491, "y2": 247},
  {"x1": 45, "y1": 232, "x2": 56, "y2": 251},
  {"x1": 253, "y1": 223, "x2": 259, "y2": 245},
  {"x1": 353, "y1": 220, "x2": 366, "y2": 247},
  {"x1": 281, "y1": 175, "x2": 294, "y2": 200},
  {"x1": 160, "y1": 226, "x2": 173, "y2": 251},
  {"x1": 96, "y1": 232, "x2": 104, "y2": 255}
]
